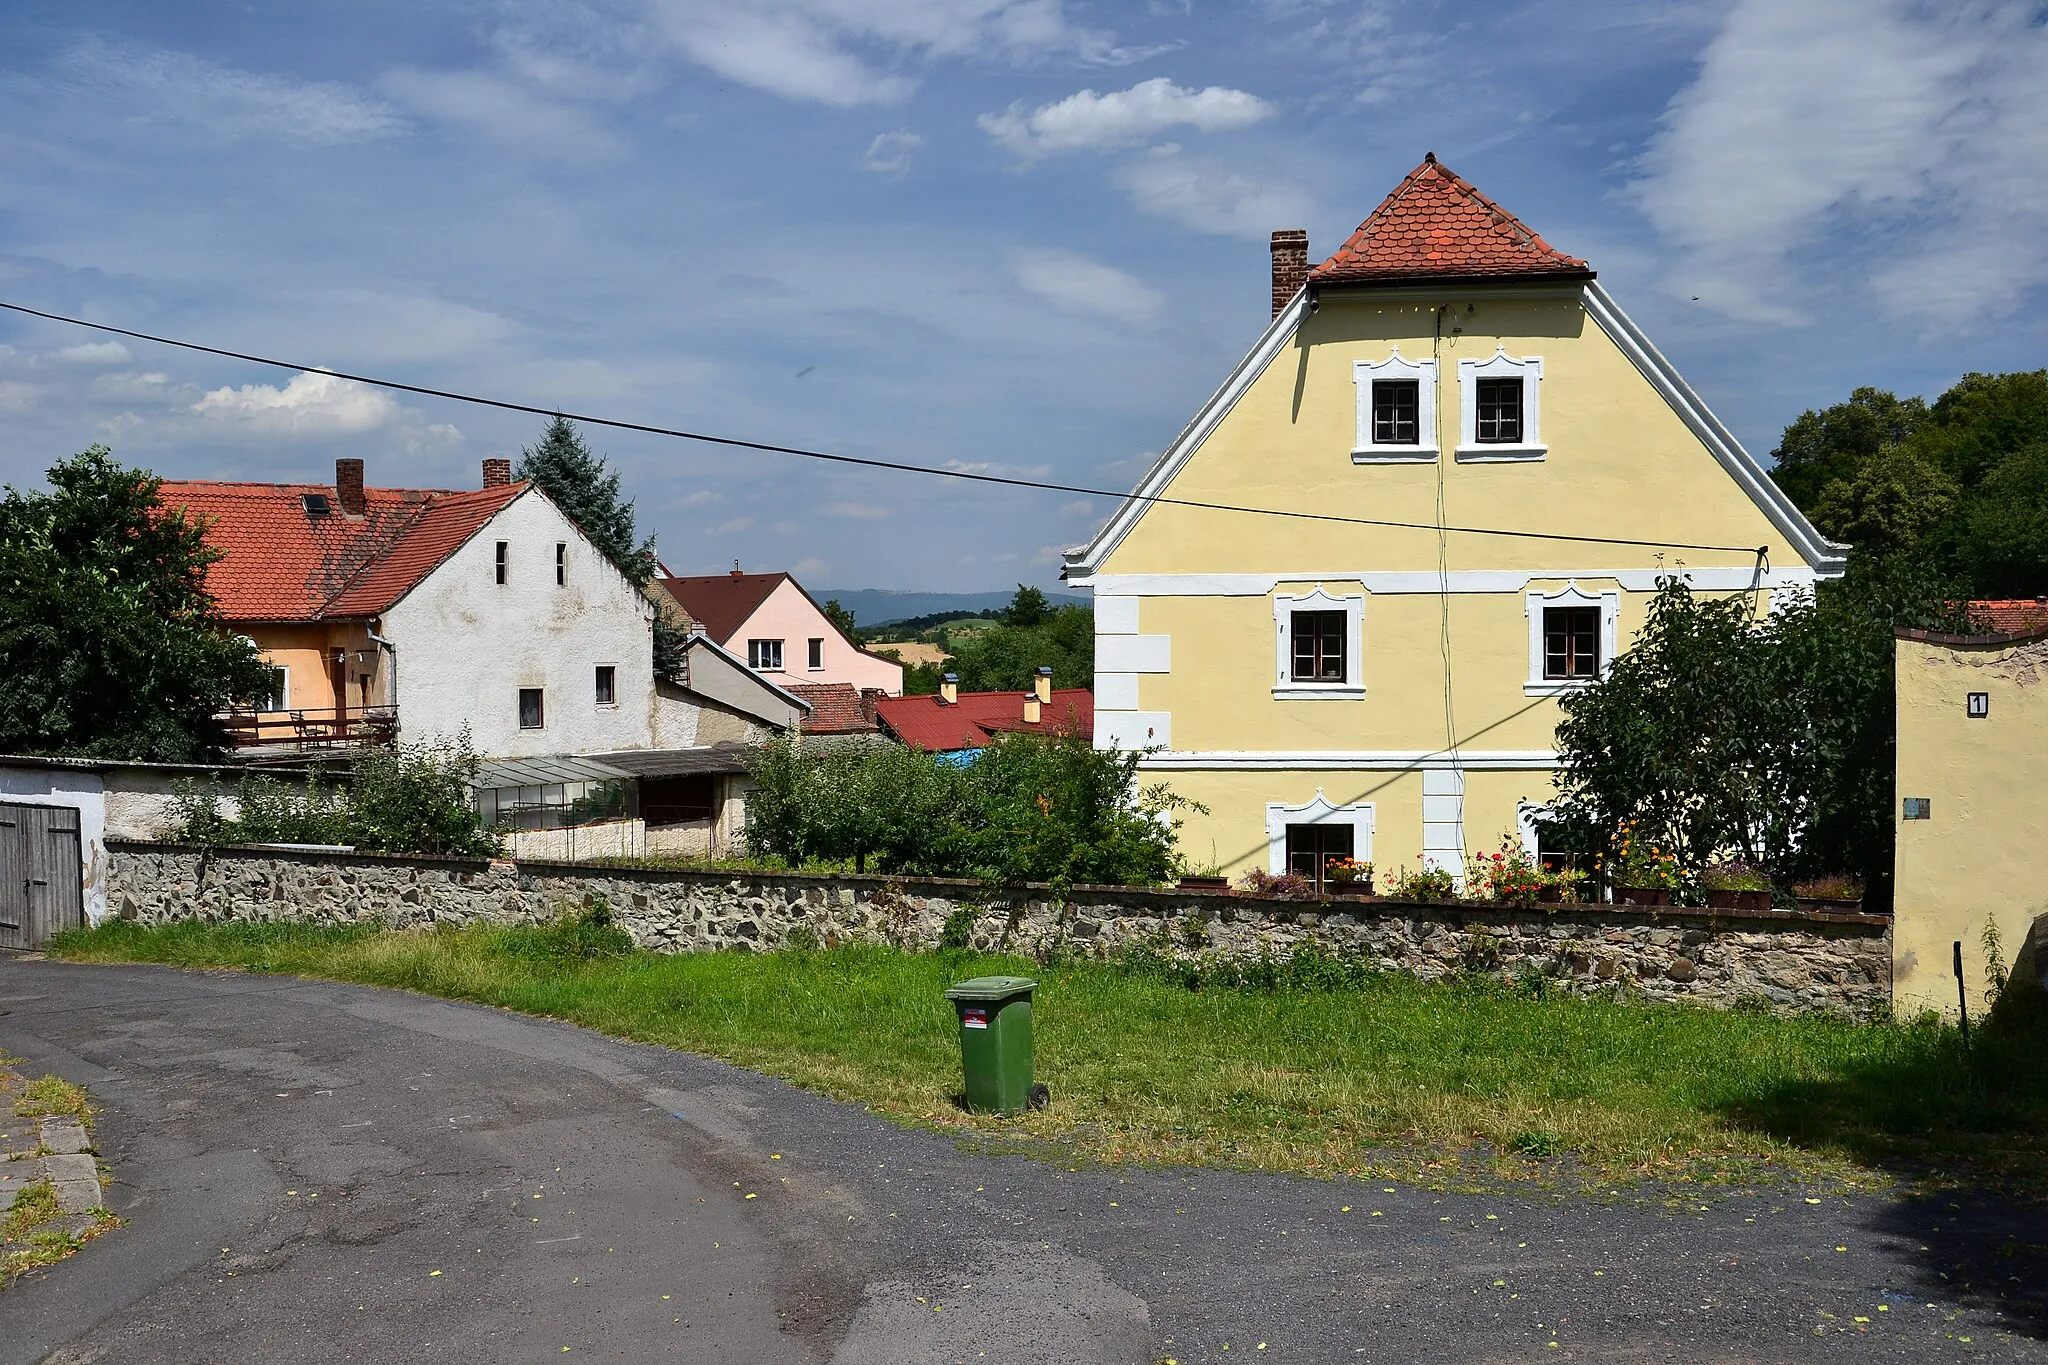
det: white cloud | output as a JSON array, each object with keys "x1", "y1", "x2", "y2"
[
  {"x1": 677, "y1": 489, "x2": 721, "y2": 507},
  {"x1": 0, "y1": 381, "x2": 41, "y2": 413},
  {"x1": 791, "y1": 556, "x2": 829, "y2": 578},
  {"x1": 1114, "y1": 145, "x2": 1311, "y2": 239},
  {"x1": 646, "y1": 0, "x2": 1142, "y2": 108},
  {"x1": 943, "y1": 457, "x2": 1051, "y2": 478},
  {"x1": 48, "y1": 341, "x2": 132, "y2": 366},
  {"x1": 60, "y1": 42, "x2": 404, "y2": 144},
  {"x1": 380, "y1": 68, "x2": 624, "y2": 159},
  {"x1": 980, "y1": 77, "x2": 1274, "y2": 159},
  {"x1": 861, "y1": 129, "x2": 925, "y2": 177},
  {"x1": 1629, "y1": 0, "x2": 2048, "y2": 328},
  {"x1": 1010, "y1": 247, "x2": 1162, "y2": 324},
  {"x1": 191, "y1": 370, "x2": 403, "y2": 436},
  {"x1": 825, "y1": 500, "x2": 892, "y2": 519},
  {"x1": 712, "y1": 516, "x2": 758, "y2": 534},
  {"x1": 92, "y1": 371, "x2": 174, "y2": 399}
]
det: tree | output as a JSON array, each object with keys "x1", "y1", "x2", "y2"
[
  {"x1": 1963, "y1": 442, "x2": 2048, "y2": 599},
  {"x1": 1810, "y1": 444, "x2": 1958, "y2": 558},
  {"x1": 1552, "y1": 566, "x2": 1972, "y2": 907},
  {"x1": 0, "y1": 447, "x2": 273, "y2": 761},
  {"x1": 515, "y1": 417, "x2": 657, "y2": 586},
  {"x1": 514, "y1": 416, "x2": 684, "y2": 676},
  {"x1": 821, "y1": 597, "x2": 860, "y2": 638},
  {"x1": 946, "y1": 586, "x2": 1093, "y2": 692},
  {"x1": 1768, "y1": 387, "x2": 1926, "y2": 511}
]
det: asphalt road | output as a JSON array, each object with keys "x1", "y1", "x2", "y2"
[{"x1": 2, "y1": 958, "x2": 2045, "y2": 1364}]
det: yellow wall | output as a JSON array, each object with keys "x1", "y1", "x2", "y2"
[
  {"x1": 1091, "y1": 283, "x2": 1809, "y2": 878},
  {"x1": 245, "y1": 623, "x2": 384, "y2": 715},
  {"x1": 1893, "y1": 633, "x2": 2048, "y2": 1018}
]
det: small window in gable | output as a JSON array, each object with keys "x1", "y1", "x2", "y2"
[
  {"x1": 556, "y1": 542, "x2": 567, "y2": 586},
  {"x1": 748, "y1": 639, "x2": 784, "y2": 672},
  {"x1": 1352, "y1": 352, "x2": 1437, "y2": 462},
  {"x1": 807, "y1": 637, "x2": 824, "y2": 670},
  {"x1": 594, "y1": 665, "x2": 616, "y2": 706},
  {"x1": 518, "y1": 687, "x2": 544, "y2": 729},
  {"x1": 495, "y1": 541, "x2": 509, "y2": 585},
  {"x1": 1456, "y1": 350, "x2": 1544, "y2": 460},
  {"x1": 1475, "y1": 376, "x2": 1523, "y2": 444},
  {"x1": 1371, "y1": 380, "x2": 1420, "y2": 445}
]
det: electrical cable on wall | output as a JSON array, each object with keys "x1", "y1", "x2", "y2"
[{"x1": 0, "y1": 300, "x2": 1774, "y2": 560}]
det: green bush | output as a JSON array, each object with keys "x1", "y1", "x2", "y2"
[
  {"x1": 172, "y1": 733, "x2": 498, "y2": 857},
  {"x1": 743, "y1": 730, "x2": 1195, "y2": 887}
]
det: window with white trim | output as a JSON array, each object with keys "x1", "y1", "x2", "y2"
[
  {"x1": 1456, "y1": 349, "x2": 1544, "y2": 460},
  {"x1": 1266, "y1": 793, "x2": 1373, "y2": 878},
  {"x1": 748, "y1": 639, "x2": 785, "y2": 672},
  {"x1": 1524, "y1": 584, "x2": 1617, "y2": 695},
  {"x1": 1272, "y1": 587, "x2": 1365, "y2": 699},
  {"x1": 1352, "y1": 351, "x2": 1438, "y2": 462},
  {"x1": 807, "y1": 637, "x2": 825, "y2": 670}
]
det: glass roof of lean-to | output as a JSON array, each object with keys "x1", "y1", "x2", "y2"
[{"x1": 472, "y1": 755, "x2": 634, "y2": 790}]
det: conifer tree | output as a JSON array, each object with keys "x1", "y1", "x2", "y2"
[{"x1": 515, "y1": 416, "x2": 657, "y2": 587}]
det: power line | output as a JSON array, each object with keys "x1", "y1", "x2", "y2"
[{"x1": 0, "y1": 299, "x2": 1770, "y2": 558}]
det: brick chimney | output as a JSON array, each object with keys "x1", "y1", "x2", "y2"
[
  {"x1": 335, "y1": 458, "x2": 366, "y2": 516},
  {"x1": 1270, "y1": 229, "x2": 1309, "y2": 319},
  {"x1": 1033, "y1": 666, "x2": 1053, "y2": 706},
  {"x1": 482, "y1": 457, "x2": 511, "y2": 487}
]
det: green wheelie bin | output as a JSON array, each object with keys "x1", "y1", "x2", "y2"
[{"x1": 944, "y1": 975, "x2": 1045, "y2": 1116}]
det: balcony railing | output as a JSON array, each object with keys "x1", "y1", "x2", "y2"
[{"x1": 223, "y1": 706, "x2": 398, "y2": 752}]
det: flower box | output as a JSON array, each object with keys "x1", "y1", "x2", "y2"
[
  {"x1": 1705, "y1": 888, "x2": 1772, "y2": 912},
  {"x1": 1796, "y1": 896, "x2": 1864, "y2": 914},
  {"x1": 1613, "y1": 886, "x2": 1671, "y2": 906},
  {"x1": 1535, "y1": 884, "x2": 1565, "y2": 904},
  {"x1": 1175, "y1": 876, "x2": 1230, "y2": 892}
]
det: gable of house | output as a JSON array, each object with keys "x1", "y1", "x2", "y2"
[{"x1": 658, "y1": 570, "x2": 903, "y2": 694}]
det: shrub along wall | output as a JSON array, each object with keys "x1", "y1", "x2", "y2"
[{"x1": 102, "y1": 841, "x2": 1894, "y2": 1020}]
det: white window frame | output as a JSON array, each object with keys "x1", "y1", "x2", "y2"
[
  {"x1": 1352, "y1": 350, "x2": 1438, "y2": 463},
  {"x1": 807, "y1": 637, "x2": 825, "y2": 671},
  {"x1": 593, "y1": 662, "x2": 618, "y2": 709},
  {"x1": 1273, "y1": 586, "x2": 1365, "y2": 700},
  {"x1": 1524, "y1": 583, "x2": 1618, "y2": 696},
  {"x1": 1456, "y1": 348, "x2": 1545, "y2": 461},
  {"x1": 748, "y1": 639, "x2": 785, "y2": 672},
  {"x1": 1266, "y1": 792, "x2": 1374, "y2": 875}
]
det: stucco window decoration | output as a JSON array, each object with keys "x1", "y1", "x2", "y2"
[
  {"x1": 1265, "y1": 791, "x2": 1374, "y2": 875},
  {"x1": 1455, "y1": 348, "x2": 1545, "y2": 461},
  {"x1": 1273, "y1": 587, "x2": 1365, "y2": 699},
  {"x1": 1352, "y1": 350, "x2": 1439, "y2": 462},
  {"x1": 1524, "y1": 583, "x2": 1617, "y2": 695}
]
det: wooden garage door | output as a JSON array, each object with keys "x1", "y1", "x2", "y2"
[{"x1": 0, "y1": 802, "x2": 84, "y2": 950}]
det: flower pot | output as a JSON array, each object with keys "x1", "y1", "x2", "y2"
[
  {"x1": 1535, "y1": 884, "x2": 1564, "y2": 904},
  {"x1": 1797, "y1": 896, "x2": 1864, "y2": 914},
  {"x1": 1330, "y1": 875, "x2": 1375, "y2": 897},
  {"x1": 1705, "y1": 889, "x2": 1772, "y2": 912},
  {"x1": 1613, "y1": 886, "x2": 1670, "y2": 907},
  {"x1": 1175, "y1": 876, "x2": 1230, "y2": 892}
]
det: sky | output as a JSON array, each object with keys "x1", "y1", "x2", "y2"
[{"x1": 3, "y1": 1, "x2": 2045, "y2": 592}]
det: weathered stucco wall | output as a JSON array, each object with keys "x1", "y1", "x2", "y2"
[
  {"x1": 105, "y1": 841, "x2": 1893, "y2": 1018},
  {"x1": 1894, "y1": 631, "x2": 2048, "y2": 1017}
]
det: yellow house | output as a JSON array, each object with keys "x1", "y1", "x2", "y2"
[
  {"x1": 1893, "y1": 620, "x2": 2048, "y2": 1019},
  {"x1": 1064, "y1": 156, "x2": 1844, "y2": 886}
]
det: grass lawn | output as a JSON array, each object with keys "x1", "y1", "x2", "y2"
[{"x1": 50, "y1": 919, "x2": 2048, "y2": 1193}]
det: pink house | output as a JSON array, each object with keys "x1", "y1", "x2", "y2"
[{"x1": 658, "y1": 570, "x2": 904, "y2": 696}]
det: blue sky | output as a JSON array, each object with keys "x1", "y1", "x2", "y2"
[{"x1": 3, "y1": 1, "x2": 2045, "y2": 591}]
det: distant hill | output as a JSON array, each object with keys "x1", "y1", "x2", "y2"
[{"x1": 817, "y1": 588, "x2": 1089, "y2": 629}]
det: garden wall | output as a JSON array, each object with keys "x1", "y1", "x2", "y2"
[{"x1": 102, "y1": 841, "x2": 1895, "y2": 1020}]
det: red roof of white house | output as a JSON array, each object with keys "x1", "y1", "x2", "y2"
[
  {"x1": 1307, "y1": 154, "x2": 1592, "y2": 289},
  {"x1": 873, "y1": 688, "x2": 1092, "y2": 752},
  {"x1": 158, "y1": 477, "x2": 526, "y2": 622}
]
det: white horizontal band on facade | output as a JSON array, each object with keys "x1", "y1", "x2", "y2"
[
  {"x1": 1135, "y1": 749, "x2": 1560, "y2": 771},
  {"x1": 1075, "y1": 566, "x2": 1813, "y2": 597}
]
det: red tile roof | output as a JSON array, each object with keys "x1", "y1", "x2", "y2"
[
  {"x1": 872, "y1": 688, "x2": 1093, "y2": 752},
  {"x1": 657, "y1": 572, "x2": 788, "y2": 644},
  {"x1": 159, "y1": 478, "x2": 525, "y2": 621},
  {"x1": 787, "y1": 682, "x2": 878, "y2": 735},
  {"x1": 1307, "y1": 154, "x2": 1592, "y2": 289},
  {"x1": 1970, "y1": 600, "x2": 2048, "y2": 635}
]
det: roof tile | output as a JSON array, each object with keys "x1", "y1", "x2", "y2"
[{"x1": 1307, "y1": 155, "x2": 1591, "y2": 288}]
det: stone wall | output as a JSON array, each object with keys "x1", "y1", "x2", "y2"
[{"x1": 103, "y1": 841, "x2": 1895, "y2": 1019}]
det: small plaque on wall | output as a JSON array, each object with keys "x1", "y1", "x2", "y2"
[
  {"x1": 1903, "y1": 797, "x2": 1932, "y2": 821},
  {"x1": 1967, "y1": 692, "x2": 1990, "y2": 718}
]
